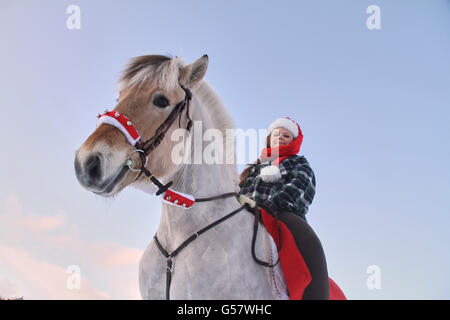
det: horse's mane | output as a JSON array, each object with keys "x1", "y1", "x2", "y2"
[
  {"x1": 118, "y1": 54, "x2": 184, "y2": 92},
  {"x1": 195, "y1": 81, "x2": 238, "y2": 188},
  {"x1": 195, "y1": 81, "x2": 234, "y2": 138}
]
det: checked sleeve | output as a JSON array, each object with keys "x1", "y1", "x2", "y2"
[{"x1": 272, "y1": 162, "x2": 316, "y2": 217}]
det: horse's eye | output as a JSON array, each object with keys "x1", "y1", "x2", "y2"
[{"x1": 153, "y1": 95, "x2": 170, "y2": 108}]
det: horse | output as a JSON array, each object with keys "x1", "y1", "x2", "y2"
[{"x1": 74, "y1": 54, "x2": 288, "y2": 299}]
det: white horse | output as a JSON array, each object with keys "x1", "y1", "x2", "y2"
[{"x1": 74, "y1": 54, "x2": 287, "y2": 299}]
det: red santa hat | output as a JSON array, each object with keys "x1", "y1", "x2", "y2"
[
  {"x1": 259, "y1": 117, "x2": 303, "y2": 183},
  {"x1": 268, "y1": 117, "x2": 299, "y2": 138}
]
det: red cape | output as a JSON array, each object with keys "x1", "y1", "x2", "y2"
[{"x1": 261, "y1": 209, "x2": 346, "y2": 300}]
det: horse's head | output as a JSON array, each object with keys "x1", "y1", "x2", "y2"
[{"x1": 74, "y1": 54, "x2": 209, "y2": 197}]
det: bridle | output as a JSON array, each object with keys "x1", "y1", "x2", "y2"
[
  {"x1": 132, "y1": 84, "x2": 194, "y2": 191},
  {"x1": 95, "y1": 81, "x2": 279, "y2": 300},
  {"x1": 96, "y1": 82, "x2": 241, "y2": 204},
  {"x1": 97, "y1": 83, "x2": 193, "y2": 195}
]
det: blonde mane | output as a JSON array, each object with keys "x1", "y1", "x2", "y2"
[
  {"x1": 188, "y1": 81, "x2": 239, "y2": 189},
  {"x1": 195, "y1": 81, "x2": 235, "y2": 138},
  {"x1": 118, "y1": 54, "x2": 185, "y2": 92}
]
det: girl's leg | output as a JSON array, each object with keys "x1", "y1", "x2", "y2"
[{"x1": 277, "y1": 211, "x2": 330, "y2": 300}]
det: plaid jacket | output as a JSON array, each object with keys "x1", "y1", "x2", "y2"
[{"x1": 239, "y1": 155, "x2": 316, "y2": 220}]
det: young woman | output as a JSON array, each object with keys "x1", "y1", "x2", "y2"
[{"x1": 239, "y1": 117, "x2": 330, "y2": 300}]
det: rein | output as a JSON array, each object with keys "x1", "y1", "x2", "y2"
[
  {"x1": 154, "y1": 202, "x2": 246, "y2": 300},
  {"x1": 153, "y1": 198, "x2": 281, "y2": 300}
]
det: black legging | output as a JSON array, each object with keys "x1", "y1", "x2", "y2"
[{"x1": 277, "y1": 211, "x2": 330, "y2": 300}]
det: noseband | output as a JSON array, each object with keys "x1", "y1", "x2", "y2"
[{"x1": 97, "y1": 83, "x2": 193, "y2": 195}]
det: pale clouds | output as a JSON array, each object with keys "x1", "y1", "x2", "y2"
[
  {"x1": 0, "y1": 277, "x2": 18, "y2": 298},
  {"x1": 0, "y1": 193, "x2": 143, "y2": 299},
  {"x1": 0, "y1": 244, "x2": 110, "y2": 299},
  {"x1": 0, "y1": 194, "x2": 80, "y2": 247},
  {"x1": 2, "y1": 194, "x2": 65, "y2": 239},
  {"x1": 86, "y1": 243, "x2": 142, "y2": 268}
]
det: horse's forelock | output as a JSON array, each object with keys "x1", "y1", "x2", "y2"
[{"x1": 118, "y1": 54, "x2": 185, "y2": 92}]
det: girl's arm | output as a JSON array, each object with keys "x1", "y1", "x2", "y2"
[{"x1": 271, "y1": 162, "x2": 316, "y2": 215}]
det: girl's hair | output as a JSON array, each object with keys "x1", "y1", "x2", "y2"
[{"x1": 239, "y1": 134, "x2": 271, "y2": 187}]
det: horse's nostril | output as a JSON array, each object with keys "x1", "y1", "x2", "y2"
[{"x1": 86, "y1": 154, "x2": 102, "y2": 182}]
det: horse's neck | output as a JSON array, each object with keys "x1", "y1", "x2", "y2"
[{"x1": 156, "y1": 93, "x2": 242, "y2": 252}]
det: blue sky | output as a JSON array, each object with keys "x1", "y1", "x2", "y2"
[{"x1": 0, "y1": 0, "x2": 449, "y2": 299}]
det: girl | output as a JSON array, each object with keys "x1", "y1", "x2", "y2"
[{"x1": 239, "y1": 117, "x2": 330, "y2": 300}]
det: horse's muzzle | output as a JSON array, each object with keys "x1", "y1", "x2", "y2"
[
  {"x1": 75, "y1": 151, "x2": 130, "y2": 196},
  {"x1": 74, "y1": 152, "x2": 105, "y2": 190}
]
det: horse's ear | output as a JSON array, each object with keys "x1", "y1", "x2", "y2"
[{"x1": 179, "y1": 54, "x2": 209, "y2": 89}]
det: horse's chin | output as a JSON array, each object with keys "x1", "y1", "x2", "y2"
[
  {"x1": 92, "y1": 186, "x2": 122, "y2": 198},
  {"x1": 91, "y1": 165, "x2": 130, "y2": 197}
]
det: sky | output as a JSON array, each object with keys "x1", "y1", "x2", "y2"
[{"x1": 0, "y1": 0, "x2": 449, "y2": 299}]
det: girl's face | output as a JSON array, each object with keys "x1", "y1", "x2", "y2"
[{"x1": 270, "y1": 127, "x2": 294, "y2": 147}]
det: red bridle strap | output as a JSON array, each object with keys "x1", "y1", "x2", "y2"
[{"x1": 97, "y1": 110, "x2": 141, "y2": 146}]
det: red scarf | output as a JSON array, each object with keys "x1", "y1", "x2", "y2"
[{"x1": 260, "y1": 123, "x2": 303, "y2": 166}]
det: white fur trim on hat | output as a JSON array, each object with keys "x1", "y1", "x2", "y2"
[
  {"x1": 268, "y1": 117, "x2": 299, "y2": 138},
  {"x1": 260, "y1": 165, "x2": 282, "y2": 183}
]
